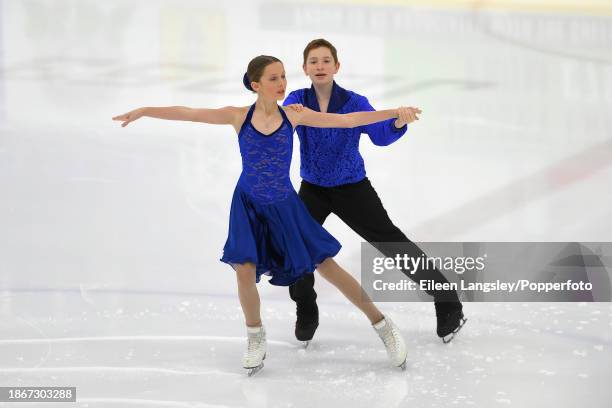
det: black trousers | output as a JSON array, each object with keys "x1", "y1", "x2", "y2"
[{"x1": 288, "y1": 177, "x2": 459, "y2": 305}]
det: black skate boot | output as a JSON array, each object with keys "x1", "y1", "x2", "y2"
[
  {"x1": 295, "y1": 301, "x2": 319, "y2": 347},
  {"x1": 434, "y1": 301, "x2": 467, "y2": 344}
]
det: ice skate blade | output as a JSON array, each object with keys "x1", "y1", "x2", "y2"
[
  {"x1": 398, "y1": 360, "x2": 407, "y2": 371},
  {"x1": 244, "y1": 353, "x2": 266, "y2": 376},
  {"x1": 302, "y1": 341, "x2": 310, "y2": 348},
  {"x1": 246, "y1": 362, "x2": 264, "y2": 377},
  {"x1": 442, "y1": 317, "x2": 468, "y2": 344}
]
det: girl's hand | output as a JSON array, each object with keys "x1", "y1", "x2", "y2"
[
  {"x1": 285, "y1": 103, "x2": 304, "y2": 112},
  {"x1": 394, "y1": 106, "x2": 421, "y2": 127},
  {"x1": 112, "y1": 107, "x2": 147, "y2": 127}
]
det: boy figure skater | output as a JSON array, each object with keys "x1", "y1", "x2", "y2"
[{"x1": 284, "y1": 39, "x2": 466, "y2": 344}]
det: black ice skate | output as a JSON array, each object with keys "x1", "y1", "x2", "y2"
[
  {"x1": 435, "y1": 301, "x2": 467, "y2": 344},
  {"x1": 295, "y1": 301, "x2": 319, "y2": 347}
]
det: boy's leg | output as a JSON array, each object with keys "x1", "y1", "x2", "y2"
[
  {"x1": 330, "y1": 178, "x2": 465, "y2": 340},
  {"x1": 330, "y1": 178, "x2": 460, "y2": 303},
  {"x1": 289, "y1": 180, "x2": 332, "y2": 340}
]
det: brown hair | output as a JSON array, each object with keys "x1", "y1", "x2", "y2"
[
  {"x1": 243, "y1": 55, "x2": 282, "y2": 92},
  {"x1": 302, "y1": 38, "x2": 339, "y2": 65}
]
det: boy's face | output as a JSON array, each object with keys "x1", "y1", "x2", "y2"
[
  {"x1": 253, "y1": 61, "x2": 287, "y2": 101},
  {"x1": 303, "y1": 47, "x2": 340, "y2": 86}
]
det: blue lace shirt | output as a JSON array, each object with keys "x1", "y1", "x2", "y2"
[{"x1": 283, "y1": 81, "x2": 408, "y2": 187}]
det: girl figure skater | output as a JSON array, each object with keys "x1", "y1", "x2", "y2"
[
  {"x1": 112, "y1": 55, "x2": 415, "y2": 375},
  {"x1": 283, "y1": 39, "x2": 465, "y2": 344}
]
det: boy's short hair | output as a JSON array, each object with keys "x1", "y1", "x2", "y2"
[{"x1": 303, "y1": 38, "x2": 339, "y2": 65}]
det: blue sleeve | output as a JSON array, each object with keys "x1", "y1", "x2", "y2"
[
  {"x1": 282, "y1": 91, "x2": 303, "y2": 106},
  {"x1": 358, "y1": 96, "x2": 407, "y2": 147}
]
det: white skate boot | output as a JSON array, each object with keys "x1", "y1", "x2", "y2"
[
  {"x1": 373, "y1": 316, "x2": 407, "y2": 370},
  {"x1": 243, "y1": 325, "x2": 266, "y2": 376}
]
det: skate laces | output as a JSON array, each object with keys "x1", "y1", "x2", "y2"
[
  {"x1": 247, "y1": 330, "x2": 264, "y2": 355},
  {"x1": 378, "y1": 319, "x2": 400, "y2": 354}
]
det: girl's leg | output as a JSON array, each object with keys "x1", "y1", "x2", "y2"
[
  {"x1": 234, "y1": 262, "x2": 262, "y2": 327},
  {"x1": 316, "y1": 257, "x2": 407, "y2": 369},
  {"x1": 316, "y1": 257, "x2": 384, "y2": 324},
  {"x1": 234, "y1": 262, "x2": 266, "y2": 375}
]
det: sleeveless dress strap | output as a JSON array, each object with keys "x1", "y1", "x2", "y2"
[
  {"x1": 238, "y1": 104, "x2": 257, "y2": 136},
  {"x1": 246, "y1": 103, "x2": 256, "y2": 122}
]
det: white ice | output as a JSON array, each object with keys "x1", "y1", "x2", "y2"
[{"x1": 1, "y1": 0, "x2": 612, "y2": 407}]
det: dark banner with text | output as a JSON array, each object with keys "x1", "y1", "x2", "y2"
[{"x1": 361, "y1": 242, "x2": 612, "y2": 302}]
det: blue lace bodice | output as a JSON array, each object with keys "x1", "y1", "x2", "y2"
[{"x1": 237, "y1": 104, "x2": 294, "y2": 204}]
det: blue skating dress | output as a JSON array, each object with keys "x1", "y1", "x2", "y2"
[{"x1": 220, "y1": 103, "x2": 341, "y2": 286}]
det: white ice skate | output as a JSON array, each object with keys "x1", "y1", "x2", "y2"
[
  {"x1": 243, "y1": 325, "x2": 266, "y2": 376},
  {"x1": 373, "y1": 316, "x2": 407, "y2": 370}
]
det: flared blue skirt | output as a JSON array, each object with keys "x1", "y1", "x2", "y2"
[{"x1": 220, "y1": 184, "x2": 341, "y2": 286}]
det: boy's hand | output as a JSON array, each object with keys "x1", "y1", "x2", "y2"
[
  {"x1": 286, "y1": 103, "x2": 304, "y2": 112},
  {"x1": 112, "y1": 107, "x2": 147, "y2": 127},
  {"x1": 395, "y1": 106, "x2": 422, "y2": 127}
]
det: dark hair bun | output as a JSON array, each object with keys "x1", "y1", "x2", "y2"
[{"x1": 243, "y1": 72, "x2": 253, "y2": 91}]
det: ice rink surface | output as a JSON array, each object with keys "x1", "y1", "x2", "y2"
[{"x1": 1, "y1": 0, "x2": 612, "y2": 406}]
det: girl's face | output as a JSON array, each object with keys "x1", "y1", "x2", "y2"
[
  {"x1": 303, "y1": 47, "x2": 340, "y2": 85},
  {"x1": 252, "y1": 61, "x2": 287, "y2": 101}
]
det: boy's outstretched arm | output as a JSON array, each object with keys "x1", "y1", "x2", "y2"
[{"x1": 359, "y1": 97, "x2": 421, "y2": 146}]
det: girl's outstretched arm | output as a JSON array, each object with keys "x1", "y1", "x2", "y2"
[
  {"x1": 112, "y1": 106, "x2": 242, "y2": 128},
  {"x1": 284, "y1": 106, "x2": 403, "y2": 129}
]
